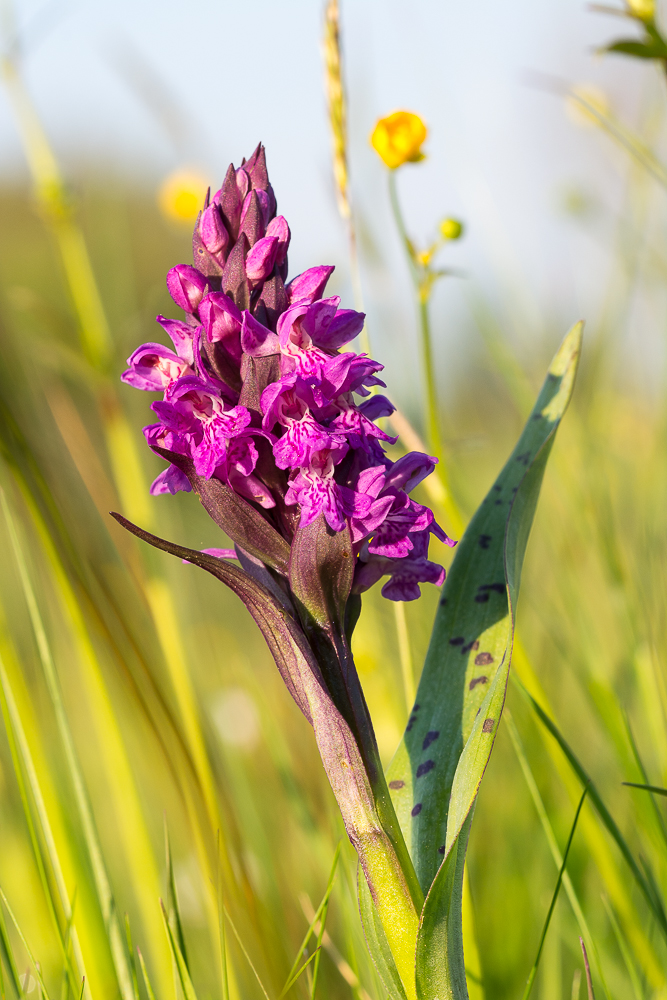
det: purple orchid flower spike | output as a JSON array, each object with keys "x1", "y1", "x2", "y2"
[{"x1": 116, "y1": 143, "x2": 457, "y2": 996}]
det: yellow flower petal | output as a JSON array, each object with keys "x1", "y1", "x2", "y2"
[
  {"x1": 370, "y1": 111, "x2": 428, "y2": 170},
  {"x1": 158, "y1": 168, "x2": 209, "y2": 223}
]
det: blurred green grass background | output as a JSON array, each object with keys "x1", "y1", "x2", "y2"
[{"x1": 0, "y1": 7, "x2": 666, "y2": 999}]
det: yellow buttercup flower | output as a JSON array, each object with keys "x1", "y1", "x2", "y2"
[
  {"x1": 627, "y1": 0, "x2": 654, "y2": 19},
  {"x1": 370, "y1": 111, "x2": 427, "y2": 170},
  {"x1": 158, "y1": 168, "x2": 209, "y2": 223}
]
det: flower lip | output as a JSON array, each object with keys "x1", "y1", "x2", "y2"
[{"x1": 122, "y1": 343, "x2": 191, "y2": 392}]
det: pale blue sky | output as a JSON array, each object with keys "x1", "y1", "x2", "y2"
[{"x1": 1, "y1": 0, "x2": 665, "y2": 402}]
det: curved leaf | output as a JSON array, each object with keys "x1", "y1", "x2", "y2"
[{"x1": 381, "y1": 323, "x2": 581, "y2": 1000}]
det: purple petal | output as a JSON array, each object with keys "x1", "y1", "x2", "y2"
[
  {"x1": 241, "y1": 311, "x2": 280, "y2": 356},
  {"x1": 200, "y1": 204, "x2": 230, "y2": 254},
  {"x1": 199, "y1": 292, "x2": 243, "y2": 360},
  {"x1": 246, "y1": 236, "x2": 279, "y2": 284},
  {"x1": 286, "y1": 266, "x2": 334, "y2": 305},
  {"x1": 384, "y1": 452, "x2": 438, "y2": 493},
  {"x1": 150, "y1": 464, "x2": 192, "y2": 496},
  {"x1": 357, "y1": 394, "x2": 395, "y2": 422},
  {"x1": 265, "y1": 215, "x2": 290, "y2": 264},
  {"x1": 313, "y1": 308, "x2": 365, "y2": 350},
  {"x1": 156, "y1": 315, "x2": 196, "y2": 365},
  {"x1": 167, "y1": 265, "x2": 208, "y2": 313},
  {"x1": 121, "y1": 343, "x2": 190, "y2": 392}
]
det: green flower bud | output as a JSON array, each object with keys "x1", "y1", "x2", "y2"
[{"x1": 439, "y1": 218, "x2": 464, "y2": 241}]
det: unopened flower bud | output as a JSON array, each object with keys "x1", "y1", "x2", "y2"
[
  {"x1": 166, "y1": 265, "x2": 207, "y2": 313},
  {"x1": 440, "y1": 218, "x2": 464, "y2": 241},
  {"x1": 200, "y1": 204, "x2": 230, "y2": 254},
  {"x1": 370, "y1": 111, "x2": 427, "y2": 170},
  {"x1": 266, "y1": 215, "x2": 291, "y2": 265},
  {"x1": 246, "y1": 236, "x2": 279, "y2": 284}
]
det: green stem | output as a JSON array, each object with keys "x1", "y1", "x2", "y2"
[{"x1": 388, "y1": 170, "x2": 442, "y2": 458}]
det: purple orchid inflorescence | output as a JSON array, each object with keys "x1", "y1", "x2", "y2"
[{"x1": 122, "y1": 144, "x2": 453, "y2": 602}]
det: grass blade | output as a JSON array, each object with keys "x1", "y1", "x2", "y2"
[
  {"x1": 580, "y1": 938, "x2": 595, "y2": 1000},
  {"x1": 0, "y1": 486, "x2": 135, "y2": 1000},
  {"x1": 282, "y1": 843, "x2": 340, "y2": 998},
  {"x1": 622, "y1": 782, "x2": 667, "y2": 797},
  {"x1": 521, "y1": 785, "x2": 588, "y2": 1000},
  {"x1": 160, "y1": 902, "x2": 198, "y2": 1000},
  {"x1": 516, "y1": 676, "x2": 667, "y2": 942},
  {"x1": 136, "y1": 950, "x2": 157, "y2": 1000},
  {"x1": 0, "y1": 890, "x2": 52, "y2": 1000},
  {"x1": 164, "y1": 823, "x2": 189, "y2": 974},
  {"x1": 505, "y1": 712, "x2": 610, "y2": 1000}
]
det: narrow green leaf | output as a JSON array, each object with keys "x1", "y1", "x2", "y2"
[
  {"x1": 282, "y1": 844, "x2": 340, "y2": 999},
  {"x1": 357, "y1": 872, "x2": 406, "y2": 1000},
  {"x1": 622, "y1": 781, "x2": 667, "y2": 797},
  {"x1": 164, "y1": 823, "x2": 189, "y2": 975},
  {"x1": 123, "y1": 916, "x2": 140, "y2": 1000},
  {"x1": 387, "y1": 324, "x2": 582, "y2": 892},
  {"x1": 0, "y1": 892, "x2": 21, "y2": 999},
  {"x1": 0, "y1": 890, "x2": 52, "y2": 1000},
  {"x1": 1, "y1": 488, "x2": 135, "y2": 1000},
  {"x1": 605, "y1": 38, "x2": 667, "y2": 58},
  {"x1": 521, "y1": 786, "x2": 588, "y2": 1000},
  {"x1": 517, "y1": 678, "x2": 667, "y2": 941},
  {"x1": 223, "y1": 907, "x2": 272, "y2": 1000},
  {"x1": 382, "y1": 324, "x2": 582, "y2": 1000},
  {"x1": 414, "y1": 810, "x2": 473, "y2": 1000},
  {"x1": 136, "y1": 949, "x2": 157, "y2": 1000},
  {"x1": 160, "y1": 901, "x2": 199, "y2": 1000},
  {"x1": 216, "y1": 833, "x2": 230, "y2": 1000},
  {"x1": 600, "y1": 896, "x2": 643, "y2": 1000},
  {"x1": 279, "y1": 950, "x2": 320, "y2": 999}
]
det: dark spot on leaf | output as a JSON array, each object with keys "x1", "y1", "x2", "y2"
[
  {"x1": 479, "y1": 534, "x2": 492, "y2": 549},
  {"x1": 469, "y1": 676, "x2": 488, "y2": 690},
  {"x1": 411, "y1": 803, "x2": 422, "y2": 817},
  {"x1": 516, "y1": 450, "x2": 531, "y2": 466},
  {"x1": 389, "y1": 780, "x2": 405, "y2": 790},
  {"x1": 494, "y1": 499, "x2": 502, "y2": 505},
  {"x1": 493, "y1": 484, "x2": 502, "y2": 491},
  {"x1": 438, "y1": 845, "x2": 446, "y2": 854},
  {"x1": 422, "y1": 731, "x2": 439, "y2": 750},
  {"x1": 475, "y1": 652, "x2": 494, "y2": 666},
  {"x1": 449, "y1": 637, "x2": 465, "y2": 646},
  {"x1": 482, "y1": 718, "x2": 495, "y2": 733},
  {"x1": 475, "y1": 593, "x2": 490, "y2": 603},
  {"x1": 414, "y1": 704, "x2": 420, "y2": 711},
  {"x1": 416, "y1": 760, "x2": 435, "y2": 778},
  {"x1": 478, "y1": 583, "x2": 505, "y2": 595},
  {"x1": 440, "y1": 596, "x2": 448, "y2": 606},
  {"x1": 472, "y1": 641, "x2": 480, "y2": 650},
  {"x1": 462, "y1": 640, "x2": 477, "y2": 654}
]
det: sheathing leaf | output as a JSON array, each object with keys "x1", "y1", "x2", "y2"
[{"x1": 367, "y1": 324, "x2": 582, "y2": 1000}]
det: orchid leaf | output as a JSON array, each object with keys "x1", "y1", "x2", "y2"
[
  {"x1": 358, "y1": 871, "x2": 407, "y2": 1000},
  {"x1": 375, "y1": 324, "x2": 581, "y2": 1000},
  {"x1": 151, "y1": 446, "x2": 291, "y2": 573}
]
